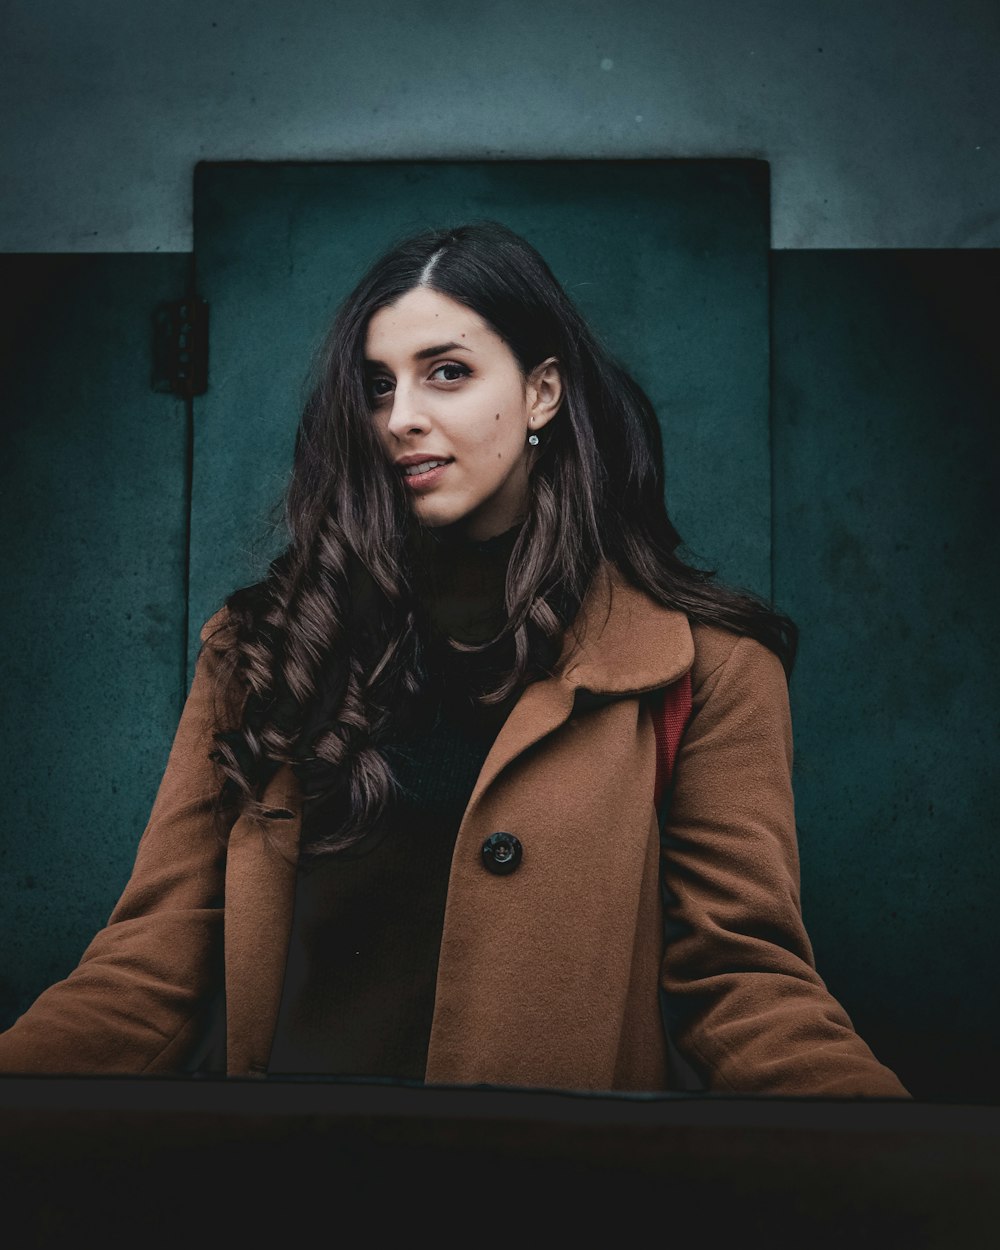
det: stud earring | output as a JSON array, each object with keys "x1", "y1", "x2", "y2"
[{"x1": 527, "y1": 433, "x2": 539, "y2": 446}]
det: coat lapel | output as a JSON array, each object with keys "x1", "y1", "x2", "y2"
[
  {"x1": 426, "y1": 561, "x2": 696, "y2": 1088},
  {"x1": 223, "y1": 763, "x2": 301, "y2": 1076},
  {"x1": 461, "y1": 559, "x2": 694, "y2": 829}
]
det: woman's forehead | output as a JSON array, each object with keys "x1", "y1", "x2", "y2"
[{"x1": 364, "y1": 288, "x2": 494, "y2": 360}]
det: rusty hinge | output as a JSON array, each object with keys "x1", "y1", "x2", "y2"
[{"x1": 152, "y1": 297, "x2": 208, "y2": 398}]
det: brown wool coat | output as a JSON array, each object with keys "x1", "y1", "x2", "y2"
[{"x1": 0, "y1": 562, "x2": 911, "y2": 1096}]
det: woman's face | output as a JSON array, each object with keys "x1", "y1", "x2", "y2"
[{"x1": 365, "y1": 286, "x2": 562, "y2": 542}]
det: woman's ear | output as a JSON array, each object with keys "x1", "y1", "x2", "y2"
[{"x1": 527, "y1": 357, "x2": 563, "y2": 433}]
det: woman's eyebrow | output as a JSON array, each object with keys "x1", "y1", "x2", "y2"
[{"x1": 364, "y1": 342, "x2": 474, "y2": 368}]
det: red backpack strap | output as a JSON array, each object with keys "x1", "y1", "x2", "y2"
[{"x1": 652, "y1": 671, "x2": 693, "y2": 811}]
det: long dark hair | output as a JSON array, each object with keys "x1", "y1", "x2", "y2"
[{"x1": 203, "y1": 219, "x2": 797, "y2": 855}]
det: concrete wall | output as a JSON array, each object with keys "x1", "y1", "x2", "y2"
[{"x1": 1, "y1": 0, "x2": 997, "y2": 252}]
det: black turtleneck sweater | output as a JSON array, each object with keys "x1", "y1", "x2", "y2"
[{"x1": 264, "y1": 518, "x2": 526, "y2": 1080}]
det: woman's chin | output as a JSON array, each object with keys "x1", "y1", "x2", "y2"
[{"x1": 413, "y1": 506, "x2": 461, "y2": 527}]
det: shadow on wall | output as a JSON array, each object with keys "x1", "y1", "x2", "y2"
[{"x1": 772, "y1": 248, "x2": 1000, "y2": 1104}]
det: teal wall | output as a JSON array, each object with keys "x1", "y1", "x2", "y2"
[
  {"x1": 1, "y1": 0, "x2": 997, "y2": 252},
  {"x1": 771, "y1": 250, "x2": 1000, "y2": 1100},
  {"x1": 0, "y1": 255, "x2": 191, "y2": 1019},
  {"x1": 0, "y1": 238, "x2": 996, "y2": 1101}
]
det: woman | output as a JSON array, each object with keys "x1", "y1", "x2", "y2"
[{"x1": 0, "y1": 221, "x2": 910, "y2": 1096}]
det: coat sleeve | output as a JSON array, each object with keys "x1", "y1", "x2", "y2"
[
  {"x1": 659, "y1": 628, "x2": 912, "y2": 1097},
  {"x1": 0, "y1": 608, "x2": 235, "y2": 1074}
]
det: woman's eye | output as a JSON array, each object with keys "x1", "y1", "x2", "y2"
[
  {"x1": 367, "y1": 362, "x2": 470, "y2": 403},
  {"x1": 431, "y1": 362, "x2": 471, "y2": 383}
]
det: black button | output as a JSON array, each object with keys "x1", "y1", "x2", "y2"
[{"x1": 481, "y1": 831, "x2": 523, "y2": 876}]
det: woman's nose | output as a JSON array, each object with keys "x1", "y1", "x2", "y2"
[{"x1": 385, "y1": 381, "x2": 429, "y2": 436}]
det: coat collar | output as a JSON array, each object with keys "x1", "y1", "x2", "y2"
[
  {"x1": 559, "y1": 558, "x2": 694, "y2": 695},
  {"x1": 460, "y1": 559, "x2": 693, "y2": 816},
  {"x1": 256, "y1": 558, "x2": 693, "y2": 822}
]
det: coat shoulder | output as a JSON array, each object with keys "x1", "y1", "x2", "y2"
[
  {"x1": 687, "y1": 620, "x2": 787, "y2": 699},
  {"x1": 688, "y1": 620, "x2": 742, "y2": 682},
  {"x1": 199, "y1": 603, "x2": 234, "y2": 646}
]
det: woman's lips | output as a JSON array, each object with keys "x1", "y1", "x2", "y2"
[{"x1": 401, "y1": 460, "x2": 451, "y2": 491}]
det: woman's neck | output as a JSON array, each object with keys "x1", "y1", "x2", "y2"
[{"x1": 409, "y1": 518, "x2": 524, "y2": 645}]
